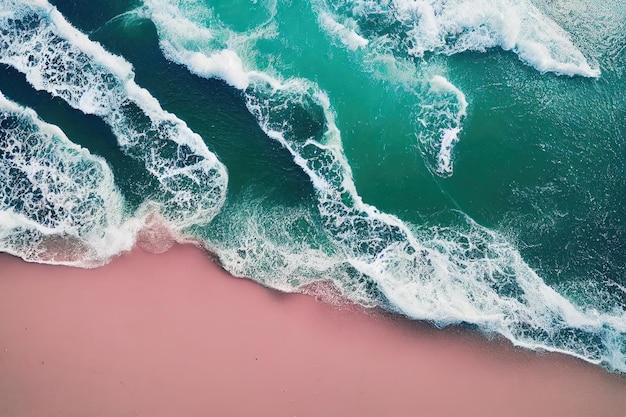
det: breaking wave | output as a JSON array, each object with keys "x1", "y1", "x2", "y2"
[
  {"x1": 141, "y1": 0, "x2": 626, "y2": 372},
  {"x1": 318, "y1": 0, "x2": 600, "y2": 77},
  {"x1": 0, "y1": 92, "x2": 138, "y2": 266},
  {"x1": 0, "y1": 0, "x2": 228, "y2": 230}
]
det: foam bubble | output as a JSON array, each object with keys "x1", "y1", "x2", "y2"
[
  {"x1": 0, "y1": 92, "x2": 139, "y2": 266},
  {"x1": 0, "y1": 0, "x2": 228, "y2": 231}
]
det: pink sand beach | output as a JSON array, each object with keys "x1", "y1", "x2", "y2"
[{"x1": 1, "y1": 244, "x2": 625, "y2": 417}]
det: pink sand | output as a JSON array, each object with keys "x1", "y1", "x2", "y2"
[{"x1": 0, "y1": 245, "x2": 624, "y2": 417}]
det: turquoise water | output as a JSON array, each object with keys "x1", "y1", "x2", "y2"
[{"x1": 1, "y1": 0, "x2": 625, "y2": 372}]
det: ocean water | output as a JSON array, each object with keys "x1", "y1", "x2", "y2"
[{"x1": 1, "y1": 0, "x2": 625, "y2": 372}]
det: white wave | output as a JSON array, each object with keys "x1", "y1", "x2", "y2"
[
  {"x1": 245, "y1": 73, "x2": 625, "y2": 372},
  {"x1": 532, "y1": 0, "x2": 626, "y2": 72},
  {"x1": 0, "y1": 0, "x2": 228, "y2": 231},
  {"x1": 0, "y1": 92, "x2": 141, "y2": 266},
  {"x1": 317, "y1": 10, "x2": 368, "y2": 50},
  {"x1": 162, "y1": 43, "x2": 251, "y2": 90},
  {"x1": 313, "y1": 0, "x2": 471, "y2": 178},
  {"x1": 144, "y1": 0, "x2": 280, "y2": 90},
  {"x1": 146, "y1": 0, "x2": 468, "y2": 178},
  {"x1": 144, "y1": 0, "x2": 625, "y2": 372},
  {"x1": 204, "y1": 199, "x2": 380, "y2": 305},
  {"x1": 417, "y1": 75, "x2": 468, "y2": 177},
  {"x1": 322, "y1": 0, "x2": 600, "y2": 77}
]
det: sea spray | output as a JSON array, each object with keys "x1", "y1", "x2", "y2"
[{"x1": 416, "y1": 75, "x2": 467, "y2": 177}]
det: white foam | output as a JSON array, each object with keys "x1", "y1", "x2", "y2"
[
  {"x1": 0, "y1": 0, "x2": 228, "y2": 231},
  {"x1": 309, "y1": 1, "x2": 470, "y2": 177},
  {"x1": 243, "y1": 75, "x2": 626, "y2": 373},
  {"x1": 325, "y1": 0, "x2": 600, "y2": 77},
  {"x1": 162, "y1": 42, "x2": 251, "y2": 90},
  {"x1": 317, "y1": 11, "x2": 369, "y2": 50},
  {"x1": 203, "y1": 199, "x2": 380, "y2": 303},
  {"x1": 144, "y1": 0, "x2": 280, "y2": 90},
  {"x1": 140, "y1": 0, "x2": 246, "y2": 89},
  {"x1": 0, "y1": 92, "x2": 141, "y2": 266},
  {"x1": 143, "y1": 0, "x2": 624, "y2": 372},
  {"x1": 416, "y1": 75, "x2": 468, "y2": 177},
  {"x1": 533, "y1": 0, "x2": 625, "y2": 72}
]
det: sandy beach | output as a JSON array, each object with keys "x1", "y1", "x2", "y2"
[{"x1": 0, "y1": 244, "x2": 625, "y2": 417}]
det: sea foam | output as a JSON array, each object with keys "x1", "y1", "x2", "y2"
[
  {"x1": 416, "y1": 75, "x2": 467, "y2": 177},
  {"x1": 312, "y1": 0, "x2": 600, "y2": 176},
  {"x1": 147, "y1": 0, "x2": 469, "y2": 178},
  {"x1": 321, "y1": 0, "x2": 600, "y2": 77},
  {"x1": 0, "y1": 0, "x2": 228, "y2": 231},
  {"x1": 142, "y1": 0, "x2": 625, "y2": 372},
  {"x1": 0, "y1": 92, "x2": 139, "y2": 266}
]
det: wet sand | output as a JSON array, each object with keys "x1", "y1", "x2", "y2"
[{"x1": 0, "y1": 244, "x2": 624, "y2": 417}]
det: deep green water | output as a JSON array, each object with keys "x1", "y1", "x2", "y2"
[{"x1": 1, "y1": 0, "x2": 625, "y2": 372}]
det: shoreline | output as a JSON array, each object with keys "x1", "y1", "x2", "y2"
[{"x1": 1, "y1": 244, "x2": 625, "y2": 416}]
